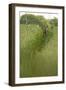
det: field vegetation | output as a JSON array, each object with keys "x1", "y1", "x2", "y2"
[{"x1": 20, "y1": 14, "x2": 58, "y2": 77}]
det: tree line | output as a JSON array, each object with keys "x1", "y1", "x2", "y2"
[{"x1": 20, "y1": 14, "x2": 58, "y2": 35}]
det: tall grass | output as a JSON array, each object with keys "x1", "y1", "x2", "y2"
[{"x1": 20, "y1": 23, "x2": 58, "y2": 77}]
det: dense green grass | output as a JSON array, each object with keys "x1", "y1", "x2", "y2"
[{"x1": 20, "y1": 24, "x2": 58, "y2": 77}]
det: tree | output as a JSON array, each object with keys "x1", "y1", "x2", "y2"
[
  {"x1": 49, "y1": 17, "x2": 58, "y2": 28},
  {"x1": 20, "y1": 14, "x2": 51, "y2": 36}
]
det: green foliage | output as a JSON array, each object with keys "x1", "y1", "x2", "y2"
[
  {"x1": 20, "y1": 14, "x2": 38, "y2": 24},
  {"x1": 20, "y1": 14, "x2": 51, "y2": 34},
  {"x1": 20, "y1": 24, "x2": 43, "y2": 50},
  {"x1": 20, "y1": 24, "x2": 44, "y2": 76},
  {"x1": 20, "y1": 14, "x2": 58, "y2": 77},
  {"x1": 49, "y1": 17, "x2": 58, "y2": 29}
]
